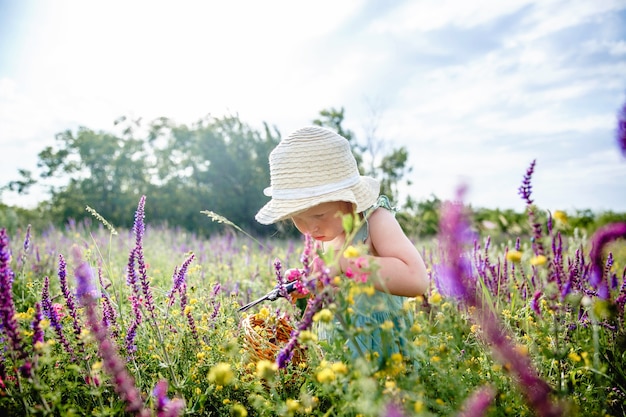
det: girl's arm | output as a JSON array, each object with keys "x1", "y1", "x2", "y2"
[{"x1": 339, "y1": 208, "x2": 429, "y2": 297}]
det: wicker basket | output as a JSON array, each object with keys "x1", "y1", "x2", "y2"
[{"x1": 241, "y1": 313, "x2": 306, "y2": 365}]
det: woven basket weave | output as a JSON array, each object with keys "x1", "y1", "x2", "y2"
[{"x1": 241, "y1": 313, "x2": 306, "y2": 365}]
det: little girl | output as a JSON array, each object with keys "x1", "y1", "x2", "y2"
[{"x1": 255, "y1": 126, "x2": 428, "y2": 365}]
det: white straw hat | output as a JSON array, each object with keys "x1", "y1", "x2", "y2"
[{"x1": 255, "y1": 126, "x2": 380, "y2": 225}]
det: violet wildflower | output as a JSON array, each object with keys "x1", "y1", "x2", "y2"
[
  {"x1": 126, "y1": 196, "x2": 156, "y2": 321},
  {"x1": 276, "y1": 304, "x2": 312, "y2": 368},
  {"x1": 382, "y1": 402, "x2": 407, "y2": 417},
  {"x1": 181, "y1": 282, "x2": 198, "y2": 340},
  {"x1": 210, "y1": 282, "x2": 221, "y2": 297},
  {"x1": 126, "y1": 248, "x2": 144, "y2": 355},
  {"x1": 32, "y1": 302, "x2": 44, "y2": 347},
  {"x1": 98, "y1": 265, "x2": 118, "y2": 338},
  {"x1": 530, "y1": 290, "x2": 542, "y2": 316},
  {"x1": 436, "y1": 189, "x2": 476, "y2": 302},
  {"x1": 41, "y1": 275, "x2": 75, "y2": 360},
  {"x1": 152, "y1": 379, "x2": 185, "y2": 417},
  {"x1": 518, "y1": 160, "x2": 535, "y2": 205},
  {"x1": 209, "y1": 301, "x2": 221, "y2": 325},
  {"x1": 550, "y1": 233, "x2": 565, "y2": 296},
  {"x1": 125, "y1": 320, "x2": 140, "y2": 356},
  {"x1": 134, "y1": 195, "x2": 146, "y2": 247},
  {"x1": 74, "y1": 247, "x2": 150, "y2": 417},
  {"x1": 19, "y1": 224, "x2": 31, "y2": 267},
  {"x1": 274, "y1": 258, "x2": 288, "y2": 298},
  {"x1": 588, "y1": 222, "x2": 626, "y2": 299},
  {"x1": 438, "y1": 188, "x2": 563, "y2": 417},
  {"x1": 276, "y1": 269, "x2": 333, "y2": 368},
  {"x1": 136, "y1": 242, "x2": 156, "y2": 319},
  {"x1": 457, "y1": 385, "x2": 496, "y2": 417},
  {"x1": 518, "y1": 160, "x2": 545, "y2": 256},
  {"x1": 58, "y1": 254, "x2": 82, "y2": 339},
  {"x1": 168, "y1": 254, "x2": 198, "y2": 339},
  {"x1": 0, "y1": 228, "x2": 24, "y2": 358},
  {"x1": 167, "y1": 253, "x2": 195, "y2": 308},
  {"x1": 617, "y1": 99, "x2": 626, "y2": 157}
]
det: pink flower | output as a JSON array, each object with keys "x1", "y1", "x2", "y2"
[{"x1": 52, "y1": 303, "x2": 65, "y2": 319}]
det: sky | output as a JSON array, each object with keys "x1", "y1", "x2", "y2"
[{"x1": 1, "y1": 0, "x2": 625, "y2": 214}]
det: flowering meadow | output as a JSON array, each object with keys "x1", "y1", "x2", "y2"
[{"x1": 1, "y1": 159, "x2": 626, "y2": 417}]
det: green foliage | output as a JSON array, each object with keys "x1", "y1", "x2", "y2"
[
  {"x1": 4, "y1": 115, "x2": 281, "y2": 237},
  {"x1": 1, "y1": 192, "x2": 625, "y2": 416}
]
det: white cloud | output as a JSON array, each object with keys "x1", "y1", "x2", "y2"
[{"x1": 368, "y1": 0, "x2": 532, "y2": 33}]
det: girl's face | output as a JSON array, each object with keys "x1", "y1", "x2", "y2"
[{"x1": 291, "y1": 201, "x2": 353, "y2": 242}]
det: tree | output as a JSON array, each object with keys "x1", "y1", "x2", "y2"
[{"x1": 4, "y1": 115, "x2": 280, "y2": 235}]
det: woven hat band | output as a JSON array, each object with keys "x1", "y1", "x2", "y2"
[{"x1": 264, "y1": 175, "x2": 360, "y2": 199}]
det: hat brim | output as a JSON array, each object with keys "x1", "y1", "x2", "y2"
[{"x1": 255, "y1": 176, "x2": 380, "y2": 225}]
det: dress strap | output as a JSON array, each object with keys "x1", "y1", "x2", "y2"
[{"x1": 357, "y1": 195, "x2": 397, "y2": 243}]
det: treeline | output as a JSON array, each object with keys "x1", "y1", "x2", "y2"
[
  {"x1": 1, "y1": 108, "x2": 624, "y2": 240},
  {"x1": 0, "y1": 108, "x2": 414, "y2": 238}
]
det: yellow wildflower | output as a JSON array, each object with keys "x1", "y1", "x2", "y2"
[
  {"x1": 298, "y1": 330, "x2": 318, "y2": 343},
  {"x1": 343, "y1": 245, "x2": 360, "y2": 259},
  {"x1": 380, "y1": 320, "x2": 394, "y2": 331},
  {"x1": 316, "y1": 368, "x2": 335, "y2": 383},
  {"x1": 553, "y1": 210, "x2": 568, "y2": 223},
  {"x1": 568, "y1": 351, "x2": 582, "y2": 363},
  {"x1": 331, "y1": 362, "x2": 348, "y2": 374},
  {"x1": 530, "y1": 255, "x2": 547, "y2": 266},
  {"x1": 257, "y1": 307, "x2": 270, "y2": 320},
  {"x1": 506, "y1": 250, "x2": 523, "y2": 263},
  {"x1": 414, "y1": 401, "x2": 424, "y2": 413},
  {"x1": 430, "y1": 292, "x2": 442, "y2": 304},
  {"x1": 286, "y1": 399, "x2": 300, "y2": 413},
  {"x1": 313, "y1": 309, "x2": 333, "y2": 323},
  {"x1": 230, "y1": 403, "x2": 248, "y2": 417},
  {"x1": 256, "y1": 359, "x2": 277, "y2": 379},
  {"x1": 208, "y1": 362, "x2": 234, "y2": 386}
]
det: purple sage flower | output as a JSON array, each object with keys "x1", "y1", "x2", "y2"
[
  {"x1": 58, "y1": 254, "x2": 83, "y2": 338},
  {"x1": 168, "y1": 254, "x2": 195, "y2": 308},
  {"x1": 589, "y1": 222, "x2": 626, "y2": 299},
  {"x1": 276, "y1": 267, "x2": 333, "y2": 368},
  {"x1": 517, "y1": 161, "x2": 546, "y2": 256},
  {"x1": 152, "y1": 379, "x2": 185, "y2": 417},
  {"x1": 382, "y1": 402, "x2": 407, "y2": 417},
  {"x1": 74, "y1": 247, "x2": 150, "y2": 417},
  {"x1": 0, "y1": 229, "x2": 25, "y2": 359},
  {"x1": 98, "y1": 265, "x2": 118, "y2": 338},
  {"x1": 437, "y1": 188, "x2": 563, "y2": 417},
  {"x1": 32, "y1": 302, "x2": 45, "y2": 347},
  {"x1": 41, "y1": 276, "x2": 75, "y2": 360},
  {"x1": 436, "y1": 187, "x2": 477, "y2": 303},
  {"x1": 457, "y1": 385, "x2": 496, "y2": 417}
]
